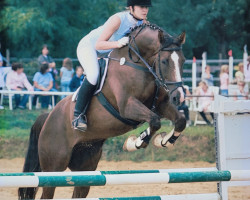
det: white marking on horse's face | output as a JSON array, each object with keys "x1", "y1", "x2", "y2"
[
  {"x1": 171, "y1": 51, "x2": 182, "y2": 82},
  {"x1": 171, "y1": 51, "x2": 185, "y2": 103}
]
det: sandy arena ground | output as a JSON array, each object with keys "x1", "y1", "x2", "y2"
[{"x1": 0, "y1": 158, "x2": 249, "y2": 200}]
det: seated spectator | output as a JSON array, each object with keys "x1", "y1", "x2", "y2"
[
  {"x1": 219, "y1": 64, "x2": 229, "y2": 95},
  {"x1": 196, "y1": 81, "x2": 214, "y2": 125},
  {"x1": 202, "y1": 65, "x2": 214, "y2": 86},
  {"x1": 38, "y1": 44, "x2": 58, "y2": 89},
  {"x1": 0, "y1": 50, "x2": 4, "y2": 109},
  {"x1": 244, "y1": 56, "x2": 250, "y2": 89},
  {"x1": 233, "y1": 62, "x2": 244, "y2": 84},
  {"x1": 60, "y1": 58, "x2": 74, "y2": 99},
  {"x1": 233, "y1": 81, "x2": 248, "y2": 100},
  {"x1": 177, "y1": 85, "x2": 192, "y2": 126},
  {"x1": 0, "y1": 43, "x2": 3, "y2": 67},
  {"x1": 6, "y1": 63, "x2": 33, "y2": 109},
  {"x1": 69, "y1": 66, "x2": 84, "y2": 92},
  {"x1": 33, "y1": 63, "x2": 57, "y2": 109}
]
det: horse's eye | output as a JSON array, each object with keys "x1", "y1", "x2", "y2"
[{"x1": 162, "y1": 60, "x2": 168, "y2": 65}]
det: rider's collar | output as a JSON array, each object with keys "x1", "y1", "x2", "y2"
[{"x1": 129, "y1": 13, "x2": 143, "y2": 22}]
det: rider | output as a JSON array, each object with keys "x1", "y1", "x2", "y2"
[{"x1": 72, "y1": 0, "x2": 152, "y2": 132}]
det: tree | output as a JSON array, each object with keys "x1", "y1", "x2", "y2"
[
  {"x1": 149, "y1": 0, "x2": 249, "y2": 58},
  {"x1": 0, "y1": 0, "x2": 249, "y2": 59},
  {"x1": 0, "y1": 0, "x2": 123, "y2": 58}
]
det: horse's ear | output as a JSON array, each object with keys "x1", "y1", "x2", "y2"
[
  {"x1": 158, "y1": 30, "x2": 165, "y2": 44},
  {"x1": 178, "y1": 31, "x2": 186, "y2": 44}
]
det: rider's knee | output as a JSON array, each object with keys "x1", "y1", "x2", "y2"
[{"x1": 87, "y1": 74, "x2": 99, "y2": 85}]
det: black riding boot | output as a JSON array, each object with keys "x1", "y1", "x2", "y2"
[{"x1": 72, "y1": 78, "x2": 96, "y2": 132}]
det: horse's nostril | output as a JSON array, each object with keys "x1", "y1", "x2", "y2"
[{"x1": 173, "y1": 97, "x2": 176, "y2": 102}]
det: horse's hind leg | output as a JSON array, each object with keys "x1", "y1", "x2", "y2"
[
  {"x1": 38, "y1": 132, "x2": 73, "y2": 199},
  {"x1": 40, "y1": 187, "x2": 56, "y2": 199},
  {"x1": 39, "y1": 149, "x2": 72, "y2": 199},
  {"x1": 68, "y1": 140, "x2": 105, "y2": 198}
]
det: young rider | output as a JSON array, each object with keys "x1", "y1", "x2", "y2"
[{"x1": 73, "y1": 0, "x2": 152, "y2": 132}]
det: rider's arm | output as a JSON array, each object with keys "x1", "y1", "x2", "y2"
[{"x1": 95, "y1": 15, "x2": 121, "y2": 50}]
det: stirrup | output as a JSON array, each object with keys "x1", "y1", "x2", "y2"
[{"x1": 72, "y1": 114, "x2": 87, "y2": 132}]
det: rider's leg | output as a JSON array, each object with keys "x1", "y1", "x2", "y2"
[
  {"x1": 73, "y1": 78, "x2": 96, "y2": 131},
  {"x1": 72, "y1": 40, "x2": 99, "y2": 132}
]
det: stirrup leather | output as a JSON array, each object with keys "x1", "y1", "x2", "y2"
[{"x1": 72, "y1": 113, "x2": 87, "y2": 132}]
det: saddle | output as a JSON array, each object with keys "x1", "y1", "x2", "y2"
[
  {"x1": 72, "y1": 58, "x2": 108, "y2": 101},
  {"x1": 94, "y1": 58, "x2": 109, "y2": 95}
]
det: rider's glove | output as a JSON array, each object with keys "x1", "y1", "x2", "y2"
[{"x1": 117, "y1": 37, "x2": 129, "y2": 48}]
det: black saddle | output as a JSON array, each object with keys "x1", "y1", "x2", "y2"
[{"x1": 94, "y1": 58, "x2": 108, "y2": 94}]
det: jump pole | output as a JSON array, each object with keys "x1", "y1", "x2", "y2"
[
  {"x1": 52, "y1": 193, "x2": 221, "y2": 200},
  {"x1": 1, "y1": 170, "x2": 250, "y2": 188}
]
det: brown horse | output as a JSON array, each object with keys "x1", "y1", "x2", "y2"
[{"x1": 18, "y1": 23, "x2": 186, "y2": 199}]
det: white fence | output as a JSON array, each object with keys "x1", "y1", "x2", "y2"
[{"x1": 0, "y1": 90, "x2": 73, "y2": 110}]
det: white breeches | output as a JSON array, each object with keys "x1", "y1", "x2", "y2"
[{"x1": 77, "y1": 39, "x2": 99, "y2": 85}]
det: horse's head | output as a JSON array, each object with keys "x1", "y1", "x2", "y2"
[
  {"x1": 156, "y1": 31, "x2": 186, "y2": 106},
  {"x1": 128, "y1": 24, "x2": 186, "y2": 106}
]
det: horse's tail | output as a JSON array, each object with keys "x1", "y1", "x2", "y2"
[{"x1": 18, "y1": 112, "x2": 49, "y2": 200}]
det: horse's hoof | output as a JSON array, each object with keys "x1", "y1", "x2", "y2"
[
  {"x1": 123, "y1": 135, "x2": 138, "y2": 152},
  {"x1": 152, "y1": 132, "x2": 167, "y2": 148},
  {"x1": 152, "y1": 130, "x2": 176, "y2": 148}
]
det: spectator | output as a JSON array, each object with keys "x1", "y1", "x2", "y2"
[
  {"x1": 38, "y1": 44, "x2": 58, "y2": 89},
  {"x1": 233, "y1": 81, "x2": 248, "y2": 100},
  {"x1": 244, "y1": 56, "x2": 250, "y2": 93},
  {"x1": 202, "y1": 65, "x2": 214, "y2": 86},
  {"x1": 196, "y1": 81, "x2": 214, "y2": 125},
  {"x1": 234, "y1": 62, "x2": 244, "y2": 84},
  {"x1": 219, "y1": 64, "x2": 229, "y2": 95},
  {"x1": 177, "y1": 85, "x2": 192, "y2": 127},
  {"x1": 0, "y1": 43, "x2": 3, "y2": 68},
  {"x1": 6, "y1": 63, "x2": 33, "y2": 109},
  {"x1": 60, "y1": 58, "x2": 74, "y2": 99},
  {"x1": 69, "y1": 66, "x2": 84, "y2": 92},
  {"x1": 0, "y1": 46, "x2": 4, "y2": 109},
  {"x1": 33, "y1": 63, "x2": 57, "y2": 109}
]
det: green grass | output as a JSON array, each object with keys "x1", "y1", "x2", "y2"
[{"x1": 0, "y1": 109, "x2": 215, "y2": 163}]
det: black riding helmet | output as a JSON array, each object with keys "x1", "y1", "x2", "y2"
[{"x1": 127, "y1": 0, "x2": 152, "y2": 7}]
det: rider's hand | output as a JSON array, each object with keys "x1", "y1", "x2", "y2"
[{"x1": 117, "y1": 37, "x2": 129, "y2": 48}]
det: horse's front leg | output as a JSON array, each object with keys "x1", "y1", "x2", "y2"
[
  {"x1": 153, "y1": 101, "x2": 186, "y2": 148},
  {"x1": 120, "y1": 97, "x2": 161, "y2": 151}
]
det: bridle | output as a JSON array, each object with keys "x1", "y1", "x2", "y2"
[
  {"x1": 127, "y1": 29, "x2": 184, "y2": 95},
  {"x1": 128, "y1": 43, "x2": 183, "y2": 94},
  {"x1": 108, "y1": 24, "x2": 185, "y2": 112}
]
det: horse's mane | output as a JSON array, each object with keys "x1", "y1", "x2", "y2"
[
  {"x1": 128, "y1": 23, "x2": 176, "y2": 48},
  {"x1": 129, "y1": 23, "x2": 164, "y2": 34}
]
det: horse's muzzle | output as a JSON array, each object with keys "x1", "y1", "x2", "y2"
[{"x1": 170, "y1": 88, "x2": 184, "y2": 106}]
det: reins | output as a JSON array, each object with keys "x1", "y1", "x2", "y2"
[
  {"x1": 98, "y1": 25, "x2": 185, "y2": 127},
  {"x1": 127, "y1": 39, "x2": 183, "y2": 94},
  {"x1": 108, "y1": 24, "x2": 184, "y2": 113}
]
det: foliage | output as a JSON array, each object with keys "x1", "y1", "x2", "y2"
[
  {"x1": 0, "y1": 109, "x2": 215, "y2": 163},
  {"x1": 149, "y1": 0, "x2": 249, "y2": 58},
  {"x1": 0, "y1": 0, "x2": 125, "y2": 58},
  {"x1": 0, "y1": 0, "x2": 249, "y2": 59}
]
